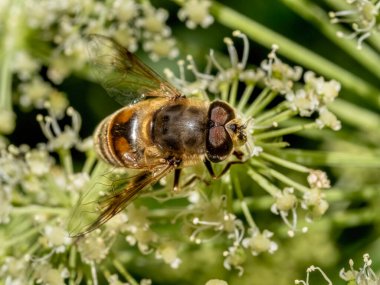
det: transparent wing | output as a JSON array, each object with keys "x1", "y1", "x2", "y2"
[
  {"x1": 68, "y1": 164, "x2": 174, "y2": 237},
  {"x1": 88, "y1": 34, "x2": 181, "y2": 106}
]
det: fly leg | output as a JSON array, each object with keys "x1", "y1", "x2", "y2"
[{"x1": 204, "y1": 159, "x2": 245, "y2": 179}]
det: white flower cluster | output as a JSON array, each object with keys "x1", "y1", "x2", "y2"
[
  {"x1": 329, "y1": 0, "x2": 380, "y2": 49},
  {"x1": 182, "y1": 192, "x2": 277, "y2": 275},
  {"x1": 166, "y1": 32, "x2": 341, "y2": 133},
  {"x1": 296, "y1": 254, "x2": 379, "y2": 285},
  {"x1": 178, "y1": 0, "x2": 214, "y2": 29}
]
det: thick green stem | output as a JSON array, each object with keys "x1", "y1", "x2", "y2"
[
  {"x1": 210, "y1": 1, "x2": 380, "y2": 108},
  {"x1": 276, "y1": 149, "x2": 380, "y2": 167},
  {"x1": 329, "y1": 99, "x2": 380, "y2": 132},
  {"x1": 0, "y1": 1, "x2": 24, "y2": 111}
]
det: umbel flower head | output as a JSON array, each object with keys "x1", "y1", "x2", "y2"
[
  {"x1": 0, "y1": 31, "x2": 340, "y2": 283},
  {"x1": 329, "y1": 0, "x2": 380, "y2": 49}
]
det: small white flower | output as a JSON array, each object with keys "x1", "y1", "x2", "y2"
[
  {"x1": 143, "y1": 36, "x2": 179, "y2": 61},
  {"x1": 19, "y1": 77, "x2": 53, "y2": 109},
  {"x1": 178, "y1": 0, "x2": 214, "y2": 29},
  {"x1": 25, "y1": 149, "x2": 53, "y2": 176},
  {"x1": 137, "y1": 4, "x2": 171, "y2": 37},
  {"x1": 242, "y1": 228, "x2": 278, "y2": 256},
  {"x1": 316, "y1": 107, "x2": 342, "y2": 131},
  {"x1": 77, "y1": 230, "x2": 110, "y2": 264},
  {"x1": 155, "y1": 242, "x2": 182, "y2": 269},
  {"x1": 261, "y1": 46, "x2": 303, "y2": 94},
  {"x1": 307, "y1": 170, "x2": 331, "y2": 189},
  {"x1": 34, "y1": 263, "x2": 69, "y2": 285},
  {"x1": 43, "y1": 225, "x2": 71, "y2": 252},
  {"x1": 302, "y1": 188, "x2": 329, "y2": 219},
  {"x1": 286, "y1": 89, "x2": 319, "y2": 117},
  {"x1": 12, "y1": 51, "x2": 40, "y2": 81},
  {"x1": 271, "y1": 187, "x2": 297, "y2": 214},
  {"x1": 111, "y1": 0, "x2": 139, "y2": 22},
  {"x1": 340, "y1": 254, "x2": 379, "y2": 284},
  {"x1": 222, "y1": 245, "x2": 246, "y2": 276},
  {"x1": 329, "y1": 0, "x2": 380, "y2": 49},
  {"x1": 37, "y1": 106, "x2": 81, "y2": 151}
]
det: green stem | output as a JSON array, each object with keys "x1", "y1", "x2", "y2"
[
  {"x1": 220, "y1": 82, "x2": 230, "y2": 101},
  {"x1": 228, "y1": 78, "x2": 239, "y2": 107},
  {"x1": 210, "y1": 1, "x2": 380, "y2": 108},
  {"x1": 244, "y1": 88, "x2": 271, "y2": 117},
  {"x1": 69, "y1": 246, "x2": 77, "y2": 285},
  {"x1": 0, "y1": 48, "x2": 12, "y2": 110},
  {"x1": 231, "y1": 174, "x2": 256, "y2": 228},
  {"x1": 326, "y1": 185, "x2": 380, "y2": 203},
  {"x1": 260, "y1": 167, "x2": 310, "y2": 193},
  {"x1": 259, "y1": 152, "x2": 310, "y2": 173},
  {"x1": 256, "y1": 109, "x2": 297, "y2": 127},
  {"x1": 275, "y1": 149, "x2": 380, "y2": 167},
  {"x1": 257, "y1": 141, "x2": 290, "y2": 149},
  {"x1": 255, "y1": 122, "x2": 317, "y2": 140},
  {"x1": 332, "y1": 208, "x2": 380, "y2": 227},
  {"x1": 0, "y1": 1, "x2": 24, "y2": 111},
  {"x1": 329, "y1": 99, "x2": 380, "y2": 132},
  {"x1": 113, "y1": 259, "x2": 139, "y2": 285},
  {"x1": 254, "y1": 101, "x2": 289, "y2": 123},
  {"x1": 11, "y1": 205, "x2": 67, "y2": 215},
  {"x1": 250, "y1": 90, "x2": 278, "y2": 116},
  {"x1": 83, "y1": 151, "x2": 97, "y2": 174},
  {"x1": 282, "y1": 0, "x2": 380, "y2": 80},
  {"x1": 58, "y1": 148, "x2": 74, "y2": 175},
  {"x1": 226, "y1": 174, "x2": 233, "y2": 213},
  {"x1": 2, "y1": 226, "x2": 40, "y2": 248},
  {"x1": 247, "y1": 166, "x2": 281, "y2": 197},
  {"x1": 237, "y1": 83, "x2": 255, "y2": 112},
  {"x1": 233, "y1": 196, "x2": 274, "y2": 213}
]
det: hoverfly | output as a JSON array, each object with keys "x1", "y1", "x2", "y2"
[{"x1": 69, "y1": 35, "x2": 248, "y2": 237}]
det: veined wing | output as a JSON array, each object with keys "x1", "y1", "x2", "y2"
[
  {"x1": 68, "y1": 164, "x2": 175, "y2": 237},
  {"x1": 88, "y1": 34, "x2": 181, "y2": 106}
]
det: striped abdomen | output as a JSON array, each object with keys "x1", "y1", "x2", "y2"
[{"x1": 94, "y1": 105, "x2": 147, "y2": 168}]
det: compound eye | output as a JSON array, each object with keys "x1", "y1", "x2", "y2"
[
  {"x1": 209, "y1": 101, "x2": 235, "y2": 126},
  {"x1": 206, "y1": 126, "x2": 233, "y2": 163}
]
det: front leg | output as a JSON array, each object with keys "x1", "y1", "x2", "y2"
[
  {"x1": 173, "y1": 168, "x2": 181, "y2": 192},
  {"x1": 204, "y1": 159, "x2": 244, "y2": 179}
]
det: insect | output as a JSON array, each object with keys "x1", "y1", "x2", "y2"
[{"x1": 69, "y1": 35, "x2": 248, "y2": 237}]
